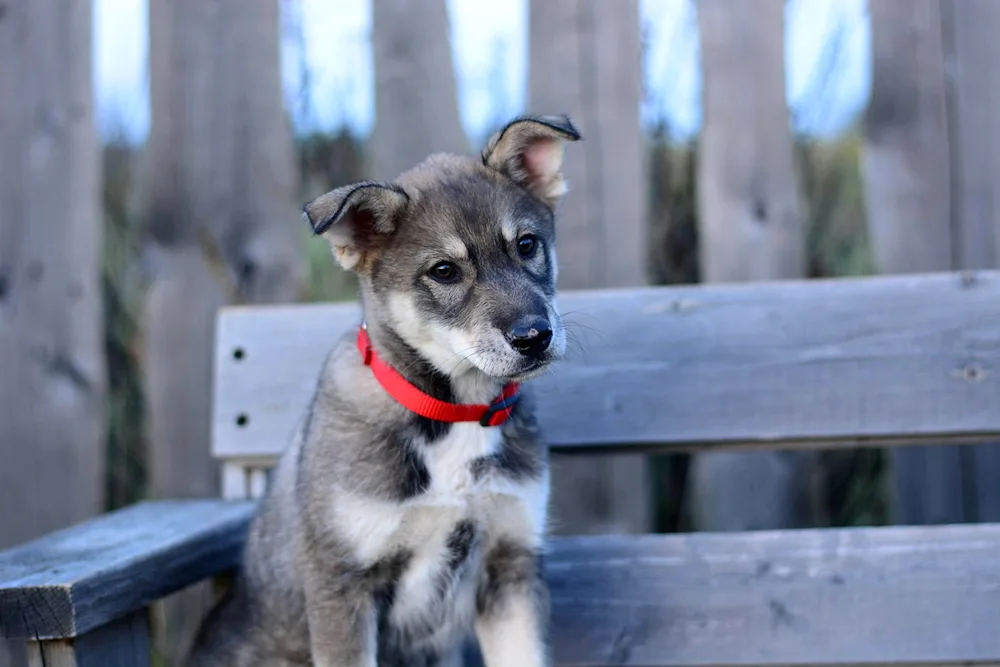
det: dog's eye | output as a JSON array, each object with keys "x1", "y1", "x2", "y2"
[
  {"x1": 428, "y1": 262, "x2": 461, "y2": 284},
  {"x1": 517, "y1": 235, "x2": 538, "y2": 259}
]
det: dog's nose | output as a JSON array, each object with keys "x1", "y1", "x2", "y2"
[{"x1": 508, "y1": 319, "x2": 553, "y2": 357}]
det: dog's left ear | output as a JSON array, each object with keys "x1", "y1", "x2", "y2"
[{"x1": 482, "y1": 115, "x2": 581, "y2": 208}]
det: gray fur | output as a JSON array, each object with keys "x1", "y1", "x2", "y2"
[{"x1": 187, "y1": 116, "x2": 580, "y2": 667}]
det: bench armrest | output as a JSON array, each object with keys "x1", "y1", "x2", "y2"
[{"x1": 0, "y1": 499, "x2": 254, "y2": 640}]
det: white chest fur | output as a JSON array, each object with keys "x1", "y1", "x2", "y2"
[
  {"x1": 419, "y1": 421, "x2": 501, "y2": 501},
  {"x1": 327, "y1": 421, "x2": 548, "y2": 652},
  {"x1": 329, "y1": 421, "x2": 546, "y2": 557}
]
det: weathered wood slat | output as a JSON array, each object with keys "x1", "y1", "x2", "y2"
[
  {"x1": 865, "y1": 0, "x2": 996, "y2": 529},
  {"x1": 212, "y1": 271, "x2": 1000, "y2": 458},
  {"x1": 548, "y1": 522, "x2": 1000, "y2": 666},
  {"x1": 0, "y1": 500, "x2": 253, "y2": 640},
  {"x1": 3, "y1": 501, "x2": 999, "y2": 665},
  {"x1": 941, "y1": 0, "x2": 1000, "y2": 526},
  {"x1": 693, "y1": 0, "x2": 814, "y2": 534},
  {"x1": 0, "y1": 0, "x2": 106, "y2": 552},
  {"x1": 25, "y1": 611, "x2": 150, "y2": 667}
]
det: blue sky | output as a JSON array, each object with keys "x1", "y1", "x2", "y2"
[{"x1": 94, "y1": 0, "x2": 871, "y2": 144}]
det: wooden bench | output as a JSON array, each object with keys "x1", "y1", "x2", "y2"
[{"x1": 3, "y1": 270, "x2": 1000, "y2": 666}]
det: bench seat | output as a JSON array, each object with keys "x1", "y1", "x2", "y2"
[{"x1": 4, "y1": 500, "x2": 1000, "y2": 665}]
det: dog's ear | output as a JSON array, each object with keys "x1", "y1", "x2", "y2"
[
  {"x1": 303, "y1": 181, "x2": 409, "y2": 272},
  {"x1": 481, "y1": 115, "x2": 581, "y2": 208}
]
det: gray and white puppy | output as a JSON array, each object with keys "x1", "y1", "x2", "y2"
[{"x1": 186, "y1": 115, "x2": 581, "y2": 667}]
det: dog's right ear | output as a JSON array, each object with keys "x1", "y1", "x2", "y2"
[
  {"x1": 303, "y1": 181, "x2": 409, "y2": 272},
  {"x1": 482, "y1": 114, "x2": 581, "y2": 208}
]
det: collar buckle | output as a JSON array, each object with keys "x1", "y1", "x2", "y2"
[{"x1": 479, "y1": 392, "x2": 521, "y2": 427}]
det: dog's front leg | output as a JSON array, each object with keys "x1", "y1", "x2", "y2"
[
  {"x1": 304, "y1": 576, "x2": 378, "y2": 667},
  {"x1": 474, "y1": 541, "x2": 550, "y2": 667}
]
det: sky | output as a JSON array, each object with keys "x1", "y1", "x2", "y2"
[{"x1": 93, "y1": 0, "x2": 871, "y2": 145}]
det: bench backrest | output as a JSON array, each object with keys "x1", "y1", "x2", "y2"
[{"x1": 211, "y1": 270, "x2": 1000, "y2": 497}]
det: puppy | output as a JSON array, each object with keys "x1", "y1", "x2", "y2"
[{"x1": 187, "y1": 115, "x2": 581, "y2": 667}]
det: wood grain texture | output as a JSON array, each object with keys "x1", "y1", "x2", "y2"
[
  {"x1": 546, "y1": 522, "x2": 1000, "y2": 666},
  {"x1": 942, "y1": 0, "x2": 1000, "y2": 524},
  {"x1": 864, "y1": 0, "x2": 952, "y2": 274},
  {"x1": 693, "y1": 0, "x2": 811, "y2": 532},
  {"x1": 0, "y1": 0, "x2": 106, "y2": 550},
  {"x1": 528, "y1": 0, "x2": 651, "y2": 535},
  {"x1": 946, "y1": 0, "x2": 1000, "y2": 271},
  {"x1": 697, "y1": 0, "x2": 805, "y2": 283},
  {"x1": 25, "y1": 611, "x2": 150, "y2": 667},
  {"x1": 5, "y1": 502, "x2": 1000, "y2": 665},
  {"x1": 866, "y1": 0, "x2": 1000, "y2": 526},
  {"x1": 212, "y1": 270, "x2": 1000, "y2": 459},
  {"x1": 370, "y1": 0, "x2": 468, "y2": 180},
  {"x1": 0, "y1": 500, "x2": 253, "y2": 640},
  {"x1": 141, "y1": 0, "x2": 305, "y2": 502},
  {"x1": 865, "y1": 0, "x2": 956, "y2": 528}
]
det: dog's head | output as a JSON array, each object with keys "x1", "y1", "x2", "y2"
[{"x1": 303, "y1": 115, "x2": 580, "y2": 383}]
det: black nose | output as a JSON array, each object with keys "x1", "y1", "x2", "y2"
[{"x1": 508, "y1": 319, "x2": 553, "y2": 357}]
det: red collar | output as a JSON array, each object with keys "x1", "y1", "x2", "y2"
[{"x1": 357, "y1": 326, "x2": 520, "y2": 427}]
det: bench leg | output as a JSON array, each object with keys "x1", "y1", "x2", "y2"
[{"x1": 25, "y1": 610, "x2": 150, "y2": 667}]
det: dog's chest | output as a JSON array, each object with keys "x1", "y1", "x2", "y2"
[
  {"x1": 382, "y1": 425, "x2": 509, "y2": 646},
  {"x1": 335, "y1": 424, "x2": 542, "y2": 646},
  {"x1": 421, "y1": 421, "x2": 500, "y2": 499}
]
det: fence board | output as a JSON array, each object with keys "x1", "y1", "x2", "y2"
[
  {"x1": 944, "y1": 0, "x2": 1000, "y2": 523},
  {"x1": 867, "y1": 0, "x2": 1000, "y2": 525},
  {"x1": 0, "y1": 0, "x2": 105, "y2": 551},
  {"x1": 212, "y1": 271, "x2": 1000, "y2": 459},
  {"x1": 693, "y1": 0, "x2": 811, "y2": 532},
  {"x1": 527, "y1": 0, "x2": 650, "y2": 535}
]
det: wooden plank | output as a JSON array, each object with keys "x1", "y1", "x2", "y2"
[
  {"x1": 0, "y1": 500, "x2": 253, "y2": 640},
  {"x1": 0, "y1": 0, "x2": 106, "y2": 550},
  {"x1": 697, "y1": 0, "x2": 805, "y2": 283},
  {"x1": 141, "y1": 0, "x2": 304, "y2": 501},
  {"x1": 863, "y1": 0, "x2": 959, "y2": 527},
  {"x1": 864, "y1": 0, "x2": 952, "y2": 274},
  {"x1": 370, "y1": 0, "x2": 468, "y2": 181},
  {"x1": 944, "y1": 0, "x2": 1000, "y2": 271},
  {"x1": 693, "y1": 0, "x2": 812, "y2": 532},
  {"x1": 212, "y1": 270, "x2": 1000, "y2": 458},
  {"x1": 547, "y1": 522, "x2": 1000, "y2": 666},
  {"x1": 943, "y1": 0, "x2": 1000, "y2": 525},
  {"x1": 26, "y1": 611, "x2": 149, "y2": 667},
  {"x1": 866, "y1": 0, "x2": 1000, "y2": 526}
]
